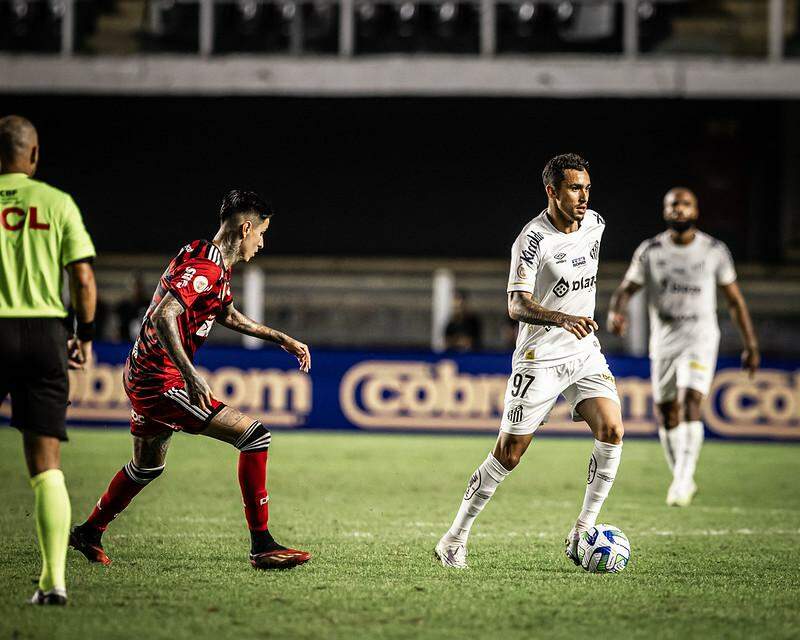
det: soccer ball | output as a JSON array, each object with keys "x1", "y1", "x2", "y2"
[{"x1": 577, "y1": 524, "x2": 630, "y2": 574}]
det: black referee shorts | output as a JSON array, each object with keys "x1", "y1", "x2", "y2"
[{"x1": 0, "y1": 318, "x2": 70, "y2": 441}]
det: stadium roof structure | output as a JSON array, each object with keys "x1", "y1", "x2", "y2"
[
  {"x1": 2, "y1": 54, "x2": 800, "y2": 97},
  {"x1": 1, "y1": 0, "x2": 799, "y2": 97}
]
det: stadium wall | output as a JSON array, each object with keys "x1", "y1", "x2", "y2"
[{"x1": 2, "y1": 344, "x2": 796, "y2": 441}]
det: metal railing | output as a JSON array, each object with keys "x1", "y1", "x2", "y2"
[{"x1": 6, "y1": 0, "x2": 789, "y2": 59}]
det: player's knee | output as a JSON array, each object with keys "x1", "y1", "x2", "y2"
[
  {"x1": 493, "y1": 447, "x2": 523, "y2": 470},
  {"x1": 123, "y1": 460, "x2": 165, "y2": 485},
  {"x1": 596, "y1": 419, "x2": 624, "y2": 444},
  {"x1": 682, "y1": 391, "x2": 703, "y2": 421},
  {"x1": 233, "y1": 420, "x2": 271, "y2": 453},
  {"x1": 657, "y1": 402, "x2": 680, "y2": 429}
]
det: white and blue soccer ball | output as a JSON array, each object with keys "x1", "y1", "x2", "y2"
[{"x1": 577, "y1": 524, "x2": 630, "y2": 574}]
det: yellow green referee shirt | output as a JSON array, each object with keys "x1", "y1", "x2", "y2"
[{"x1": 0, "y1": 173, "x2": 95, "y2": 318}]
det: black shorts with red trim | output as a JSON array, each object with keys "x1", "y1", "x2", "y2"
[{"x1": 125, "y1": 379, "x2": 226, "y2": 438}]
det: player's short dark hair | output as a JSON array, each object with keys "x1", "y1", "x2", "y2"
[
  {"x1": 542, "y1": 153, "x2": 590, "y2": 190},
  {"x1": 219, "y1": 189, "x2": 272, "y2": 223},
  {"x1": 0, "y1": 115, "x2": 37, "y2": 163}
]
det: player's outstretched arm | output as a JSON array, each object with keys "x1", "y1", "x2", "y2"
[
  {"x1": 151, "y1": 292, "x2": 216, "y2": 411},
  {"x1": 721, "y1": 281, "x2": 760, "y2": 378},
  {"x1": 607, "y1": 280, "x2": 642, "y2": 336},
  {"x1": 217, "y1": 304, "x2": 311, "y2": 372},
  {"x1": 66, "y1": 259, "x2": 97, "y2": 370},
  {"x1": 508, "y1": 291, "x2": 598, "y2": 340}
]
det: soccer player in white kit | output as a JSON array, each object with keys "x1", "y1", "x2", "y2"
[
  {"x1": 608, "y1": 187, "x2": 759, "y2": 506},
  {"x1": 435, "y1": 154, "x2": 624, "y2": 569}
]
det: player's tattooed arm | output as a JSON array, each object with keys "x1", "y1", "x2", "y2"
[
  {"x1": 151, "y1": 293, "x2": 215, "y2": 411},
  {"x1": 508, "y1": 291, "x2": 598, "y2": 340},
  {"x1": 607, "y1": 280, "x2": 643, "y2": 336},
  {"x1": 218, "y1": 304, "x2": 311, "y2": 372},
  {"x1": 721, "y1": 281, "x2": 760, "y2": 377}
]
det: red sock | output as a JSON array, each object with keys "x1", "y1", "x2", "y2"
[
  {"x1": 86, "y1": 468, "x2": 147, "y2": 531},
  {"x1": 238, "y1": 450, "x2": 269, "y2": 531}
]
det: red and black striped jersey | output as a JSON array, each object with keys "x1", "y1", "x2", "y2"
[{"x1": 126, "y1": 240, "x2": 232, "y2": 396}]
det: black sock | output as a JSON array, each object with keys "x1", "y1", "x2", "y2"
[{"x1": 250, "y1": 529, "x2": 285, "y2": 554}]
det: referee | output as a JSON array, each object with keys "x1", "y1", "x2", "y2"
[{"x1": 0, "y1": 115, "x2": 97, "y2": 606}]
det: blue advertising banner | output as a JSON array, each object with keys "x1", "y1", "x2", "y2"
[{"x1": 2, "y1": 344, "x2": 798, "y2": 440}]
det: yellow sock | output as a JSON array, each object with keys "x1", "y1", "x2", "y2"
[{"x1": 30, "y1": 469, "x2": 71, "y2": 593}]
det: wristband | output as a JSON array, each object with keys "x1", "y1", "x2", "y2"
[{"x1": 76, "y1": 320, "x2": 96, "y2": 342}]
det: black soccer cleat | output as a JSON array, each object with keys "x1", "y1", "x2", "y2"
[
  {"x1": 250, "y1": 547, "x2": 311, "y2": 570},
  {"x1": 30, "y1": 588, "x2": 67, "y2": 606},
  {"x1": 69, "y1": 524, "x2": 112, "y2": 566}
]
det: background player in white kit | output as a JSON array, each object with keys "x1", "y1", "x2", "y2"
[
  {"x1": 608, "y1": 187, "x2": 759, "y2": 506},
  {"x1": 435, "y1": 153, "x2": 624, "y2": 569}
]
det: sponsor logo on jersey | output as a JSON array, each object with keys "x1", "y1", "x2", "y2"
[
  {"x1": 516, "y1": 263, "x2": 528, "y2": 280},
  {"x1": 464, "y1": 469, "x2": 482, "y2": 499},
  {"x1": 553, "y1": 275, "x2": 597, "y2": 297},
  {"x1": 659, "y1": 278, "x2": 702, "y2": 295},
  {"x1": 553, "y1": 277, "x2": 570, "y2": 297},
  {"x1": 175, "y1": 266, "x2": 197, "y2": 289},
  {"x1": 572, "y1": 256, "x2": 586, "y2": 268},
  {"x1": 193, "y1": 275, "x2": 209, "y2": 293},
  {"x1": 506, "y1": 404, "x2": 524, "y2": 424},
  {"x1": 519, "y1": 231, "x2": 545, "y2": 267},
  {"x1": 587, "y1": 454, "x2": 597, "y2": 484},
  {"x1": 590, "y1": 240, "x2": 599, "y2": 260},
  {"x1": 554, "y1": 252, "x2": 567, "y2": 264}
]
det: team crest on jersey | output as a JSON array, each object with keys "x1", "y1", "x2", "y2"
[
  {"x1": 506, "y1": 404, "x2": 524, "y2": 424},
  {"x1": 553, "y1": 277, "x2": 570, "y2": 297},
  {"x1": 193, "y1": 275, "x2": 209, "y2": 293},
  {"x1": 464, "y1": 470, "x2": 482, "y2": 500},
  {"x1": 516, "y1": 263, "x2": 528, "y2": 280},
  {"x1": 590, "y1": 240, "x2": 599, "y2": 260}
]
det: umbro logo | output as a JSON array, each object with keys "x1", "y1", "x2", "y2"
[
  {"x1": 507, "y1": 405, "x2": 524, "y2": 424},
  {"x1": 554, "y1": 252, "x2": 567, "y2": 264},
  {"x1": 464, "y1": 470, "x2": 482, "y2": 499}
]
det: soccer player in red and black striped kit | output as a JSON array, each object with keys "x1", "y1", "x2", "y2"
[{"x1": 70, "y1": 190, "x2": 312, "y2": 569}]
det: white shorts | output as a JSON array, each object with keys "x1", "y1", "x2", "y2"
[
  {"x1": 650, "y1": 346, "x2": 718, "y2": 404},
  {"x1": 500, "y1": 350, "x2": 620, "y2": 436}
]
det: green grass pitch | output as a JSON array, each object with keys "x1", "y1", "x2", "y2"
[{"x1": 1, "y1": 428, "x2": 799, "y2": 640}]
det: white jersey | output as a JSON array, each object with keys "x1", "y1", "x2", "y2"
[
  {"x1": 507, "y1": 209, "x2": 605, "y2": 369},
  {"x1": 624, "y1": 230, "x2": 737, "y2": 358}
]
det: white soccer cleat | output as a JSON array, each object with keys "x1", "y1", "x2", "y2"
[
  {"x1": 666, "y1": 479, "x2": 682, "y2": 506},
  {"x1": 434, "y1": 536, "x2": 467, "y2": 569},
  {"x1": 673, "y1": 481, "x2": 698, "y2": 507},
  {"x1": 564, "y1": 527, "x2": 581, "y2": 566}
]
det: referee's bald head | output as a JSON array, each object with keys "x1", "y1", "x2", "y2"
[{"x1": 0, "y1": 115, "x2": 39, "y2": 175}]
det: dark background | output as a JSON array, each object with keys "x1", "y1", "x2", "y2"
[{"x1": 3, "y1": 95, "x2": 787, "y2": 261}]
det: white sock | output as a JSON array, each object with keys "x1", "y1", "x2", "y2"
[
  {"x1": 446, "y1": 453, "x2": 510, "y2": 543},
  {"x1": 678, "y1": 421, "x2": 704, "y2": 488},
  {"x1": 657, "y1": 427, "x2": 676, "y2": 474},
  {"x1": 575, "y1": 439, "x2": 623, "y2": 532},
  {"x1": 665, "y1": 423, "x2": 688, "y2": 488}
]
